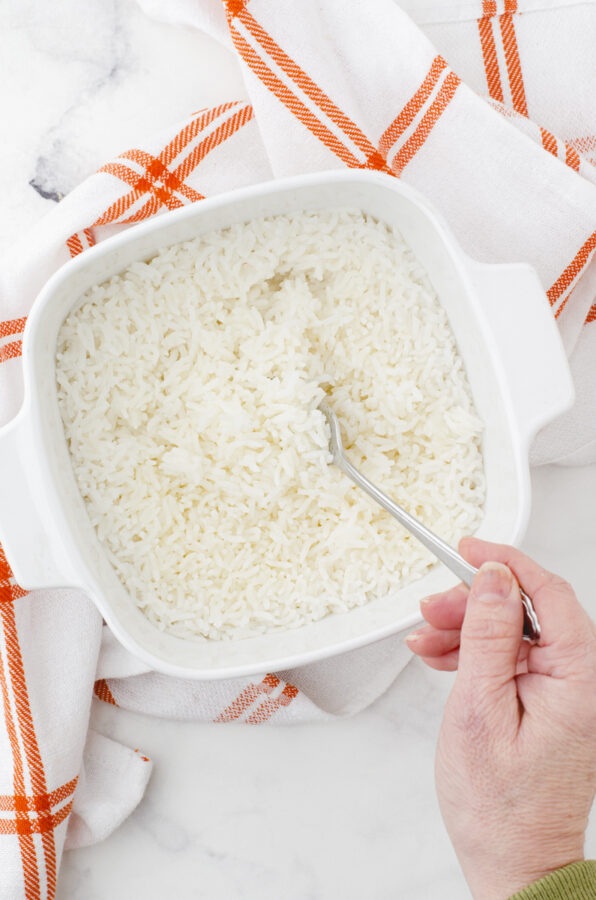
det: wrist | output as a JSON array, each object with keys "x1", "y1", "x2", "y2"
[
  {"x1": 464, "y1": 857, "x2": 586, "y2": 900},
  {"x1": 457, "y1": 836, "x2": 585, "y2": 900}
]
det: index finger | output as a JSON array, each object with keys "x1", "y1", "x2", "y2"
[{"x1": 459, "y1": 537, "x2": 590, "y2": 645}]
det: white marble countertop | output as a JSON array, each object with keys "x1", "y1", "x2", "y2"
[{"x1": 2, "y1": 1, "x2": 595, "y2": 897}]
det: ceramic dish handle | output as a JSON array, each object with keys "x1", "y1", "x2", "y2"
[
  {"x1": 464, "y1": 259, "x2": 575, "y2": 445},
  {"x1": 0, "y1": 413, "x2": 71, "y2": 590}
]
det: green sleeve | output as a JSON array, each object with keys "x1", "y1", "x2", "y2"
[{"x1": 509, "y1": 861, "x2": 596, "y2": 899}]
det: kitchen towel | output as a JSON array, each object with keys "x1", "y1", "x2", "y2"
[{"x1": 0, "y1": 0, "x2": 595, "y2": 896}]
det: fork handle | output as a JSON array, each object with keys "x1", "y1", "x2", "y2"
[{"x1": 337, "y1": 456, "x2": 541, "y2": 643}]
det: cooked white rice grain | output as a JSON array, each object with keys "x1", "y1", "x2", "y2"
[{"x1": 56, "y1": 209, "x2": 485, "y2": 640}]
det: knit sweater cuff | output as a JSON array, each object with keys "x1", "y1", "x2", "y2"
[{"x1": 510, "y1": 861, "x2": 596, "y2": 899}]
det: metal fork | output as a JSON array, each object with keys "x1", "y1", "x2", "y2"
[{"x1": 319, "y1": 402, "x2": 540, "y2": 643}]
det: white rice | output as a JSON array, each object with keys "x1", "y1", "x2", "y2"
[{"x1": 56, "y1": 209, "x2": 485, "y2": 641}]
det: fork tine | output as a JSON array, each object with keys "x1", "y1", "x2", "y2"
[{"x1": 318, "y1": 402, "x2": 344, "y2": 466}]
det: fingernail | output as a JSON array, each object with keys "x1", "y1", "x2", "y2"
[
  {"x1": 405, "y1": 630, "x2": 423, "y2": 644},
  {"x1": 474, "y1": 562, "x2": 513, "y2": 600}
]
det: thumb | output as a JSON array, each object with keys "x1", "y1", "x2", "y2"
[{"x1": 458, "y1": 561, "x2": 523, "y2": 691}]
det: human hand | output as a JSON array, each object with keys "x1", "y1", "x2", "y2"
[{"x1": 406, "y1": 537, "x2": 596, "y2": 900}]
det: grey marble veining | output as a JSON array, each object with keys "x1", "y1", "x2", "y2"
[
  {"x1": 0, "y1": 0, "x2": 246, "y2": 255},
  {"x1": 28, "y1": 1, "x2": 131, "y2": 199}
]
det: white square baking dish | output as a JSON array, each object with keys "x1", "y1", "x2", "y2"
[{"x1": 0, "y1": 171, "x2": 574, "y2": 678}]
